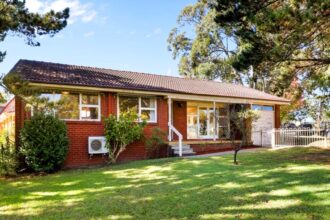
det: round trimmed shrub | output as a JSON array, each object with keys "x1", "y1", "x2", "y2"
[{"x1": 20, "y1": 114, "x2": 69, "y2": 173}]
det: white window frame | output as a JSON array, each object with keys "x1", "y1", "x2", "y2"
[
  {"x1": 32, "y1": 92, "x2": 101, "y2": 121},
  {"x1": 117, "y1": 95, "x2": 157, "y2": 123},
  {"x1": 79, "y1": 93, "x2": 101, "y2": 121}
]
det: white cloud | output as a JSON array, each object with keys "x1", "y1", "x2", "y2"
[
  {"x1": 25, "y1": 0, "x2": 97, "y2": 24},
  {"x1": 84, "y1": 31, "x2": 95, "y2": 38},
  {"x1": 25, "y1": 0, "x2": 43, "y2": 12},
  {"x1": 146, "y1": 27, "x2": 162, "y2": 38}
]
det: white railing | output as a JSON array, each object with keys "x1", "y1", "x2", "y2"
[
  {"x1": 271, "y1": 128, "x2": 329, "y2": 149},
  {"x1": 168, "y1": 123, "x2": 183, "y2": 157}
]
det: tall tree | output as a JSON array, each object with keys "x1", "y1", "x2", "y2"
[
  {"x1": 0, "y1": 0, "x2": 69, "y2": 95},
  {"x1": 169, "y1": 0, "x2": 329, "y2": 119}
]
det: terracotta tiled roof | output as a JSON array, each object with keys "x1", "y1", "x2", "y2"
[{"x1": 8, "y1": 60, "x2": 289, "y2": 103}]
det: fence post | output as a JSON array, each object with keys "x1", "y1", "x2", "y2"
[{"x1": 271, "y1": 128, "x2": 275, "y2": 149}]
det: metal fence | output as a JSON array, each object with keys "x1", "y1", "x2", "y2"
[{"x1": 271, "y1": 128, "x2": 330, "y2": 148}]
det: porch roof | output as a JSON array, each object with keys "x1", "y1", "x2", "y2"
[{"x1": 8, "y1": 59, "x2": 289, "y2": 104}]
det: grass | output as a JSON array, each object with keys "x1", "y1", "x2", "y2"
[{"x1": 1, "y1": 147, "x2": 330, "y2": 220}]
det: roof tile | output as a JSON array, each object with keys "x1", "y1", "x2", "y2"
[{"x1": 8, "y1": 60, "x2": 289, "y2": 103}]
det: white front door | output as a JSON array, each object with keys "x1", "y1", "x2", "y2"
[
  {"x1": 252, "y1": 105, "x2": 275, "y2": 146},
  {"x1": 198, "y1": 107, "x2": 215, "y2": 138}
]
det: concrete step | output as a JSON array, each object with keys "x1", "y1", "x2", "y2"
[
  {"x1": 170, "y1": 145, "x2": 191, "y2": 150},
  {"x1": 174, "y1": 149, "x2": 195, "y2": 154}
]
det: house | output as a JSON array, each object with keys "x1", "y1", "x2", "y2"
[
  {"x1": 0, "y1": 98, "x2": 15, "y2": 141},
  {"x1": 7, "y1": 60, "x2": 289, "y2": 167}
]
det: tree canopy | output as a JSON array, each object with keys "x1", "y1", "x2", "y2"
[
  {"x1": 168, "y1": 0, "x2": 330, "y2": 122},
  {"x1": 0, "y1": 0, "x2": 69, "y2": 99}
]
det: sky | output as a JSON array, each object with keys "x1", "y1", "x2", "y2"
[{"x1": 0, "y1": 0, "x2": 195, "y2": 77}]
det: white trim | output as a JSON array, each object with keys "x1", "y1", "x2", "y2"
[
  {"x1": 117, "y1": 96, "x2": 157, "y2": 123},
  {"x1": 32, "y1": 92, "x2": 101, "y2": 121},
  {"x1": 29, "y1": 83, "x2": 290, "y2": 105}
]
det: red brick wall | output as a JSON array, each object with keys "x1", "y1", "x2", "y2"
[
  {"x1": 15, "y1": 93, "x2": 169, "y2": 168},
  {"x1": 173, "y1": 101, "x2": 187, "y2": 140}
]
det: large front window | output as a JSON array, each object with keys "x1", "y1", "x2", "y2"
[
  {"x1": 119, "y1": 96, "x2": 157, "y2": 123},
  {"x1": 187, "y1": 102, "x2": 230, "y2": 139},
  {"x1": 34, "y1": 92, "x2": 100, "y2": 121}
]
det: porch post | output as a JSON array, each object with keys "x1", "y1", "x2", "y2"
[
  {"x1": 168, "y1": 97, "x2": 172, "y2": 141},
  {"x1": 213, "y1": 101, "x2": 216, "y2": 141}
]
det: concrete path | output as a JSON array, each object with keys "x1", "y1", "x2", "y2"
[{"x1": 184, "y1": 147, "x2": 269, "y2": 158}]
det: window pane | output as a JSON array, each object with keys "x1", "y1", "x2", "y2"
[
  {"x1": 82, "y1": 94, "x2": 98, "y2": 105},
  {"x1": 34, "y1": 93, "x2": 55, "y2": 115},
  {"x1": 252, "y1": 105, "x2": 263, "y2": 110},
  {"x1": 218, "y1": 127, "x2": 229, "y2": 138},
  {"x1": 81, "y1": 107, "x2": 98, "y2": 120},
  {"x1": 54, "y1": 93, "x2": 79, "y2": 120},
  {"x1": 119, "y1": 96, "x2": 138, "y2": 114},
  {"x1": 141, "y1": 110, "x2": 156, "y2": 122},
  {"x1": 219, "y1": 107, "x2": 228, "y2": 116},
  {"x1": 218, "y1": 118, "x2": 229, "y2": 127},
  {"x1": 262, "y1": 106, "x2": 274, "y2": 111},
  {"x1": 141, "y1": 98, "x2": 155, "y2": 108}
]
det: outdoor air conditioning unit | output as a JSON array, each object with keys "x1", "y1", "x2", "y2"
[{"x1": 88, "y1": 136, "x2": 108, "y2": 154}]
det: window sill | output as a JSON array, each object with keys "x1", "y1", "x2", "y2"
[{"x1": 65, "y1": 120, "x2": 102, "y2": 125}]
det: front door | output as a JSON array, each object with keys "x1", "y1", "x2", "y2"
[{"x1": 198, "y1": 107, "x2": 215, "y2": 138}]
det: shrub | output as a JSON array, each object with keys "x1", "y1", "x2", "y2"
[
  {"x1": 145, "y1": 127, "x2": 168, "y2": 159},
  {"x1": 104, "y1": 112, "x2": 146, "y2": 164},
  {"x1": 0, "y1": 136, "x2": 18, "y2": 176},
  {"x1": 20, "y1": 113, "x2": 69, "y2": 173}
]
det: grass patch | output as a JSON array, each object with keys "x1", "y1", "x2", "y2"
[{"x1": 1, "y1": 147, "x2": 330, "y2": 219}]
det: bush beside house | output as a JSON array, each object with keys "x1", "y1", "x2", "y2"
[{"x1": 20, "y1": 114, "x2": 69, "y2": 173}]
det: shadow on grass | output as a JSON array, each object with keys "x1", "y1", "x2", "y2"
[{"x1": 0, "y1": 147, "x2": 330, "y2": 219}]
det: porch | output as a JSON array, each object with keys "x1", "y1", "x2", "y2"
[{"x1": 167, "y1": 97, "x2": 244, "y2": 156}]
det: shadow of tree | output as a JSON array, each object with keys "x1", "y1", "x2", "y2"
[{"x1": 0, "y1": 147, "x2": 330, "y2": 219}]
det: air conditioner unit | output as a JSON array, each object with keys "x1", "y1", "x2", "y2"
[{"x1": 88, "y1": 136, "x2": 108, "y2": 154}]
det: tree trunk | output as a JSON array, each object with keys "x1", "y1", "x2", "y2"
[{"x1": 234, "y1": 149, "x2": 239, "y2": 165}]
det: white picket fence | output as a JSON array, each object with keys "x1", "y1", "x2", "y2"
[{"x1": 271, "y1": 128, "x2": 330, "y2": 149}]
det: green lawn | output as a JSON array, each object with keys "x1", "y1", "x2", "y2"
[{"x1": 1, "y1": 147, "x2": 330, "y2": 220}]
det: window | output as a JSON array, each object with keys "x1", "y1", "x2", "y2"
[
  {"x1": 216, "y1": 106, "x2": 230, "y2": 138},
  {"x1": 252, "y1": 105, "x2": 274, "y2": 111},
  {"x1": 187, "y1": 106, "x2": 198, "y2": 139},
  {"x1": 119, "y1": 96, "x2": 157, "y2": 123},
  {"x1": 34, "y1": 92, "x2": 100, "y2": 121},
  {"x1": 81, "y1": 94, "x2": 100, "y2": 120}
]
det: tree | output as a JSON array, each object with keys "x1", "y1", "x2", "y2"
[
  {"x1": 0, "y1": 0, "x2": 69, "y2": 95},
  {"x1": 104, "y1": 113, "x2": 146, "y2": 164},
  {"x1": 169, "y1": 0, "x2": 329, "y2": 121},
  {"x1": 210, "y1": 0, "x2": 330, "y2": 73},
  {"x1": 229, "y1": 105, "x2": 259, "y2": 164}
]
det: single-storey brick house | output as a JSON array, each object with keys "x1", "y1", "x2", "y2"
[{"x1": 7, "y1": 60, "x2": 289, "y2": 167}]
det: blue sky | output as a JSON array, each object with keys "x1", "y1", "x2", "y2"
[{"x1": 0, "y1": 0, "x2": 195, "y2": 77}]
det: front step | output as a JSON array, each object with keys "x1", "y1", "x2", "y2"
[{"x1": 169, "y1": 143, "x2": 195, "y2": 156}]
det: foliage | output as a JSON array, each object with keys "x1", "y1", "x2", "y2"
[
  {"x1": 229, "y1": 104, "x2": 260, "y2": 164},
  {"x1": 104, "y1": 112, "x2": 146, "y2": 164},
  {"x1": 144, "y1": 127, "x2": 167, "y2": 159},
  {"x1": 0, "y1": 0, "x2": 69, "y2": 63},
  {"x1": 0, "y1": 0, "x2": 69, "y2": 98},
  {"x1": 1, "y1": 147, "x2": 330, "y2": 219},
  {"x1": 169, "y1": 0, "x2": 329, "y2": 120},
  {"x1": 20, "y1": 113, "x2": 69, "y2": 173},
  {"x1": 0, "y1": 135, "x2": 17, "y2": 176}
]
